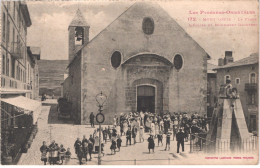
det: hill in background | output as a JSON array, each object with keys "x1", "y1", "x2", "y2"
[{"x1": 38, "y1": 60, "x2": 68, "y2": 97}]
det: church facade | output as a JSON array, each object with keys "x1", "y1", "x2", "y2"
[{"x1": 63, "y1": 2, "x2": 208, "y2": 124}]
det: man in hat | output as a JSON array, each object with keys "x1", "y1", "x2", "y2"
[
  {"x1": 176, "y1": 129, "x2": 185, "y2": 153},
  {"x1": 126, "y1": 127, "x2": 132, "y2": 146}
]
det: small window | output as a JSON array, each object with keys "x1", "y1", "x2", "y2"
[
  {"x1": 235, "y1": 78, "x2": 240, "y2": 85},
  {"x1": 173, "y1": 54, "x2": 183, "y2": 70},
  {"x1": 249, "y1": 73, "x2": 256, "y2": 83},
  {"x1": 111, "y1": 51, "x2": 121, "y2": 69},
  {"x1": 142, "y1": 17, "x2": 154, "y2": 35},
  {"x1": 248, "y1": 92, "x2": 256, "y2": 105},
  {"x1": 224, "y1": 75, "x2": 231, "y2": 84}
]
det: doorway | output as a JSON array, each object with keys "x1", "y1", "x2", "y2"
[{"x1": 137, "y1": 85, "x2": 155, "y2": 113}]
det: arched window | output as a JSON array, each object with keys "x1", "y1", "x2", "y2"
[
  {"x1": 173, "y1": 54, "x2": 183, "y2": 70},
  {"x1": 111, "y1": 51, "x2": 121, "y2": 69},
  {"x1": 250, "y1": 73, "x2": 256, "y2": 83},
  {"x1": 142, "y1": 17, "x2": 154, "y2": 35}
]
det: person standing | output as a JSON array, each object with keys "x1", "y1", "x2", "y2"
[
  {"x1": 49, "y1": 140, "x2": 58, "y2": 165},
  {"x1": 176, "y1": 129, "x2": 185, "y2": 153},
  {"x1": 132, "y1": 126, "x2": 137, "y2": 144},
  {"x1": 77, "y1": 145, "x2": 84, "y2": 165},
  {"x1": 82, "y1": 141, "x2": 89, "y2": 162},
  {"x1": 148, "y1": 135, "x2": 155, "y2": 153},
  {"x1": 139, "y1": 126, "x2": 144, "y2": 142},
  {"x1": 126, "y1": 127, "x2": 132, "y2": 146},
  {"x1": 90, "y1": 112, "x2": 95, "y2": 128},
  {"x1": 157, "y1": 133, "x2": 163, "y2": 146},
  {"x1": 110, "y1": 139, "x2": 117, "y2": 155},
  {"x1": 65, "y1": 148, "x2": 71, "y2": 165},
  {"x1": 74, "y1": 138, "x2": 81, "y2": 155},
  {"x1": 165, "y1": 132, "x2": 171, "y2": 151},
  {"x1": 40, "y1": 141, "x2": 48, "y2": 165},
  {"x1": 117, "y1": 136, "x2": 122, "y2": 151},
  {"x1": 88, "y1": 141, "x2": 93, "y2": 161},
  {"x1": 58, "y1": 144, "x2": 66, "y2": 164}
]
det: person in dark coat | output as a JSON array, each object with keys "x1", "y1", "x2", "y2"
[
  {"x1": 77, "y1": 146, "x2": 84, "y2": 165},
  {"x1": 126, "y1": 127, "x2": 132, "y2": 146},
  {"x1": 103, "y1": 128, "x2": 108, "y2": 143},
  {"x1": 110, "y1": 139, "x2": 117, "y2": 155},
  {"x1": 157, "y1": 133, "x2": 163, "y2": 146},
  {"x1": 132, "y1": 126, "x2": 137, "y2": 144},
  {"x1": 82, "y1": 142, "x2": 89, "y2": 162},
  {"x1": 88, "y1": 141, "x2": 93, "y2": 161},
  {"x1": 40, "y1": 141, "x2": 49, "y2": 165},
  {"x1": 176, "y1": 129, "x2": 185, "y2": 153},
  {"x1": 90, "y1": 112, "x2": 95, "y2": 128},
  {"x1": 117, "y1": 136, "x2": 122, "y2": 151},
  {"x1": 165, "y1": 132, "x2": 171, "y2": 151},
  {"x1": 148, "y1": 135, "x2": 155, "y2": 153},
  {"x1": 89, "y1": 135, "x2": 95, "y2": 146},
  {"x1": 74, "y1": 138, "x2": 81, "y2": 155}
]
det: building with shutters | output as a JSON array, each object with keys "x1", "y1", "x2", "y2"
[
  {"x1": 1, "y1": 1, "x2": 41, "y2": 163},
  {"x1": 63, "y1": 2, "x2": 209, "y2": 124},
  {"x1": 213, "y1": 52, "x2": 259, "y2": 134}
]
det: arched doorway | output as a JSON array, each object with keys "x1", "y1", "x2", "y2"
[{"x1": 137, "y1": 85, "x2": 155, "y2": 113}]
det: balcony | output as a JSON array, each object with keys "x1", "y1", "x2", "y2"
[
  {"x1": 245, "y1": 83, "x2": 257, "y2": 91},
  {"x1": 10, "y1": 42, "x2": 22, "y2": 59}
]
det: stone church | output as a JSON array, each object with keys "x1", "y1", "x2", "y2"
[{"x1": 63, "y1": 2, "x2": 208, "y2": 124}]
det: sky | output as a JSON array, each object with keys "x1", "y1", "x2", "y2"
[{"x1": 26, "y1": 0, "x2": 259, "y2": 65}]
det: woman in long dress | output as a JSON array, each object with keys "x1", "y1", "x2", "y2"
[
  {"x1": 123, "y1": 121, "x2": 128, "y2": 135},
  {"x1": 155, "y1": 122, "x2": 159, "y2": 136},
  {"x1": 150, "y1": 122, "x2": 155, "y2": 137}
]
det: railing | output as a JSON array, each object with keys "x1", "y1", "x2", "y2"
[
  {"x1": 189, "y1": 133, "x2": 258, "y2": 154},
  {"x1": 9, "y1": 42, "x2": 22, "y2": 59},
  {"x1": 245, "y1": 83, "x2": 257, "y2": 91},
  {"x1": 1, "y1": 75, "x2": 30, "y2": 91}
]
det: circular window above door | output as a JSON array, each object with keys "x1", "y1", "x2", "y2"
[
  {"x1": 173, "y1": 54, "x2": 183, "y2": 70},
  {"x1": 111, "y1": 51, "x2": 122, "y2": 69},
  {"x1": 142, "y1": 17, "x2": 154, "y2": 35}
]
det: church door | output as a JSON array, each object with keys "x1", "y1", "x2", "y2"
[{"x1": 137, "y1": 85, "x2": 155, "y2": 113}]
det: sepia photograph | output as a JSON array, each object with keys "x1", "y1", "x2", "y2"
[{"x1": 0, "y1": 0, "x2": 259, "y2": 165}]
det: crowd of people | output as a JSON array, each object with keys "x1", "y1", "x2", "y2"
[
  {"x1": 40, "y1": 111, "x2": 209, "y2": 165},
  {"x1": 39, "y1": 140, "x2": 71, "y2": 165}
]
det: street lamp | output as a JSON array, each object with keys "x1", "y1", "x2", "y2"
[{"x1": 95, "y1": 91, "x2": 107, "y2": 165}]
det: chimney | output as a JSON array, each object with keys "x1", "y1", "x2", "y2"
[
  {"x1": 218, "y1": 58, "x2": 224, "y2": 66},
  {"x1": 224, "y1": 51, "x2": 233, "y2": 65}
]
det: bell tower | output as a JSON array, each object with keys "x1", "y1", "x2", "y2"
[{"x1": 68, "y1": 9, "x2": 89, "y2": 63}]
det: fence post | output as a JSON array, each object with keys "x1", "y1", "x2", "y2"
[{"x1": 134, "y1": 159, "x2": 136, "y2": 165}]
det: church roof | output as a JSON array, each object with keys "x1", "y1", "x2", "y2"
[
  {"x1": 69, "y1": 9, "x2": 89, "y2": 27},
  {"x1": 214, "y1": 53, "x2": 259, "y2": 70}
]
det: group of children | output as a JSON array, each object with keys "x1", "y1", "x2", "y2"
[{"x1": 40, "y1": 140, "x2": 71, "y2": 165}]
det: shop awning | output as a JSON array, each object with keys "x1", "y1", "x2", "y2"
[{"x1": 0, "y1": 96, "x2": 42, "y2": 124}]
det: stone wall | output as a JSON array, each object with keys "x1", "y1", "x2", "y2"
[{"x1": 79, "y1": 3, "x2": 207, "y2": 124}]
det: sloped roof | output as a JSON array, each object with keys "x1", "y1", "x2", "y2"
[
  {"x1": 68, "y1": 2, "x2": 209, "y2": 67},
  {"x1": 69, "y1": 9, "x2": 89, "y2": 27},
  {"x1": 214, "y1": 53, "x2": 259, "y2": 70},
  {"x1": 207, "y1": 62, "x2": 218, "y2": 73}
]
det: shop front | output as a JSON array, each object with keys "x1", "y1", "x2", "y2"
[{"x1": 1, "y1": 96, "x2": 41, "y2": 165}]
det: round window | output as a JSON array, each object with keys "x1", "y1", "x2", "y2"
[
  {"x1": 142, "y1": 17, "x2": 154, "y2": 35},
  {"x1": 111, "y1": 51, "x2": 121, "y2": 68},
  {"x1": 174, "y1": 54, "x2": 183, "y2": 70}
]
